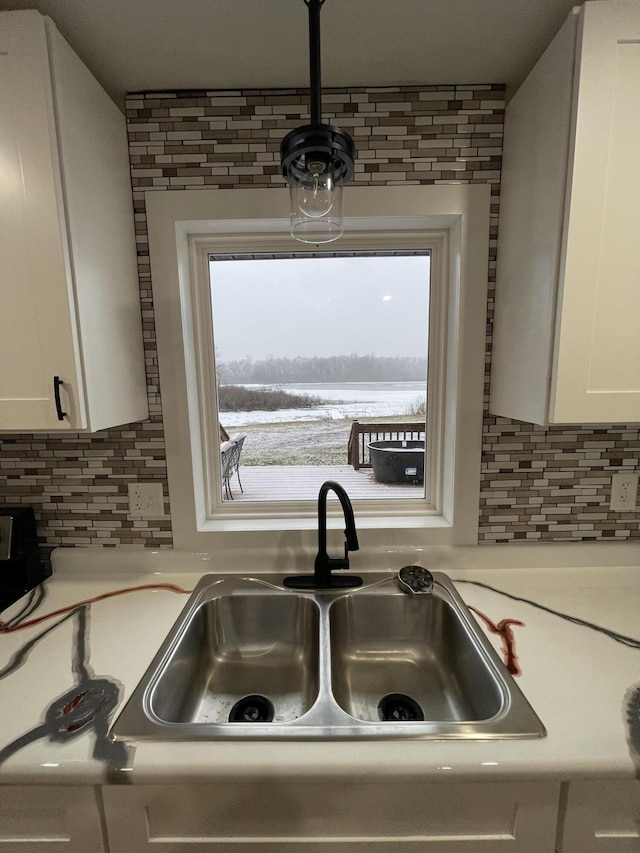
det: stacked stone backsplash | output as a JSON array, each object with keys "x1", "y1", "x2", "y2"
[{"x1": 0, "y1": 85, "x2": 637, "y2": 546}]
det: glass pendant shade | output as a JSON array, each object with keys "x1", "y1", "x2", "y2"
[
  {"x1": 289, "y1": 160, "x2": 344, "y2": 243},
  {"x1": 280, "y1": 0, "x2": 355, "y2": 245}
]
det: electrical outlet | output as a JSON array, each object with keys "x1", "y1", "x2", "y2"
[
  {"x1": 128, "y1": 483, "x2": 164, "y2": 518},
  {"x1": 610, "y1": 472, "x2": 639, "y2": 512}
]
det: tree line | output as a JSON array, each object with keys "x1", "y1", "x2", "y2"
[
  {"x1": 218, "y1": 385, "x2": 326, "y2": 412},
  {"x1": 217, "y1": 354, "x2": 427, "y2": 384}
]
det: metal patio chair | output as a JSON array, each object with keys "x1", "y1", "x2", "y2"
[{"x1": 221, "y1": 433, "x2": 246, "y2": 499}]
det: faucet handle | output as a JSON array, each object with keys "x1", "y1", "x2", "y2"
[{"x1": 327, "y1": 546, "x2": 349, "y2": 571}]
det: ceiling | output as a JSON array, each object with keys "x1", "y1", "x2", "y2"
[{"x1": 0, "y1": 0, "x2": 580, "y2": 108}]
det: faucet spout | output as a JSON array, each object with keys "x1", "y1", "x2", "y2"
[
  {"x1": 314, "y1": 481, "x2": 360, "y2": 586},
  {"x1": 284, "y1": 481, "x2": 362, "y2": 590}
]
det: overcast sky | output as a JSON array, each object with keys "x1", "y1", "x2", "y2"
[{"x1": 209, "y1": 255, "x2": 430, "y2": 361}]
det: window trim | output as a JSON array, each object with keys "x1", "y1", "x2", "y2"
[{"x1": 147, "y1": 185, "x2": 490, "y2": 550}]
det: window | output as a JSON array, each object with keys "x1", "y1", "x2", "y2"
[
  {"x1": 147, "y1": 185, "x2": 489, "y2": 551},
  {"x1": 209, "y1": 251, "x2": 431, "y2": 504}
]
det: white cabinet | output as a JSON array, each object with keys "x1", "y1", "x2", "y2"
[
  {"x1": 0, "y1": 785, "x2": 106, "y2": 852},
  {"x1": 3, "y1": 775, "x2": 639, "y2": 852},
  {"x1": 490, "y1": 0, "x2": 640, "y2": 426},
  {"x1": 102, "y1": 780, "x2": 560, "y2": 853},
  {"x1": 559, "y1": 780, "x2": 640, "y2": 852},
  {"x1": 0, "y1": 11, "x2": 147, "y2": 432}
]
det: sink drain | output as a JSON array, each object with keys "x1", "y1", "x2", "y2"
[
  {"x1": 377, "y1": 693, "x2": 424, "y2": 722},
  {"x1": 229, "y1": 695, "x2": 275, "y2": 723}
]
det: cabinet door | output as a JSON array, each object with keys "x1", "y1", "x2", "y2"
[
  {"x1": 552, "y1": 0, "x2": 640, "y2": 423},
  {"x1": 490, "y1": 11, "x2": 578, "y2": 426},
  {"x1": 0, "y1": 785, "x2": 105, "y2": 852},
  {"x1": 559, "y1": 779, "x2": 640, "y2": 852},
  {"x1": 0, "y1": 13, "x2": 86, "y2": 431},
  {"x1": 103, "y1": 780, "x2": 560, "y2": 853}
]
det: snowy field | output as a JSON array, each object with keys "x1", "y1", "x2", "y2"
[
  {"x1": 220, "y1": 381, "x2": 425, "y2": 426},
  {"x1": 220, "y1": 382, "x2": 425, "y2": 465}
]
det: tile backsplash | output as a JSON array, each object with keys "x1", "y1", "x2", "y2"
[{"x1": 1, "y1": 85, "x2": 638, "y2": 546}]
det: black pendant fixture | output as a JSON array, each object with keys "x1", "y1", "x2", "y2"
[{"x1": 280, "y1": 0, "x2": 355, "y2": 244}]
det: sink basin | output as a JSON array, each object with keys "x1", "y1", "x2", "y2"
[
  {"x1": 330, "y1": 593, "x2": 502, "y2": 724},
  {"x1": 151, "y1": 594, "x2": 320, "y2": 725},
  {"x1": 111, "y1": 572, "x2": 545, "y2": 741}
]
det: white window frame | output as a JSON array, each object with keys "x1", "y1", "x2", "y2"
[
  {"x1": 202, "y1": 239, "x2": 437, "y2": 514},
  {"x1": 147, "y1": 185, "x2": 489, "y2": 552}
]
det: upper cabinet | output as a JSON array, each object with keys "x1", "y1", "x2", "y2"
[
  {"x1": 490, "y1": 0, "x2": 640, "y2": 426},
  {"x1": 0, "y1": 11, "x2": 148, "y2": 432}
]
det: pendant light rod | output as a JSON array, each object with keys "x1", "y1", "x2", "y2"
[
  {"x1": 305, "y1": 0, "x2": 325, "y2": 126},
  {"x1": 281, "y1": 0, "x2": 354, "y2": 243}
]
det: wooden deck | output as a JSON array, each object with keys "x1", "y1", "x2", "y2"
[{"x1": 225, "y1": 465, "x2": 424, "y2": 501}]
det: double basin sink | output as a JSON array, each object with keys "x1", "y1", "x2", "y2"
[{"x1": 111, "y1": 571, "x2": 545, "y2": 741}]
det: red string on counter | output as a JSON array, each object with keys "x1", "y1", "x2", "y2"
[
  {"x1": 0, "y1": 583, "x2": 192, "y2": 633},
  {"x1": 468, "y1": 605, "x2": 524, "y2": 677}
]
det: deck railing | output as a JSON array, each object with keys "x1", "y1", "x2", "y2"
[{"x1": 347, "y1": 420, "x2": 426, "y2": 470}]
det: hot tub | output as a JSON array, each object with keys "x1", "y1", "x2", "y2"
[{"x1": 367, "y1": 439, "x2": 425, "y2": 484}]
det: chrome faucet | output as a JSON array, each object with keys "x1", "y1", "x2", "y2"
[{"x1": 284, "y1": 480, "x2": 362, "y2": 589}]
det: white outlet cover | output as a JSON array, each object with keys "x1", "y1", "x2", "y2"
[
  {"x1": 610, "y1": 472, "x2": 639, "y2": 512},
  {"x1": 128, "y1": 482, "x2": 165, "y2": 518}
]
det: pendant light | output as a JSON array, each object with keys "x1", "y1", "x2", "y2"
[{"x1": 280, "y1": 0, "x2": 355, "y2": 244}]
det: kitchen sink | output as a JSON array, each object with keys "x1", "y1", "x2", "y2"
[
  {"x1": 330, "y1": 593, "x2": 502, "y2": 724},
  {"x1": 111, "y1": 572, "x2": 545, "y2": 741}
]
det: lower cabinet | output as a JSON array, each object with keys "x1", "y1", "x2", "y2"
[
  {"x1": 558, "y1": 780, "x2": 640, "y2": 853},
  {"x1": 0, "y1": 785, "x2": 105, "y2": 852},
  {"x1": 102, "y1": 780, "x2": 561, "y2": 853},
  {"x1": 3, "y1": 777, "x2": 637, "y2": 852}
]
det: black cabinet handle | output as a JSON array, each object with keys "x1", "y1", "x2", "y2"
[{"x1": 53, "y1": 376, "x2": 67, "y2": 421}]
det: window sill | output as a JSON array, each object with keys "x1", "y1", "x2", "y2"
[{"x1": 198, "y1": 512, "x2": 453, "y2": 535}]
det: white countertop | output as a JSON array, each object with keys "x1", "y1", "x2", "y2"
[{"x1": 0, "y1": 544, "x2": 639, "y2": 786}]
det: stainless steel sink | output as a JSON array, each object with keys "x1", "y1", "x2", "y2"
[
  {"x1": 330, "y1": 593, "x2": 502, "y2": 724},
  {"x1": 111, "y1": 572, "x2": 545, "y2": 741}
]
